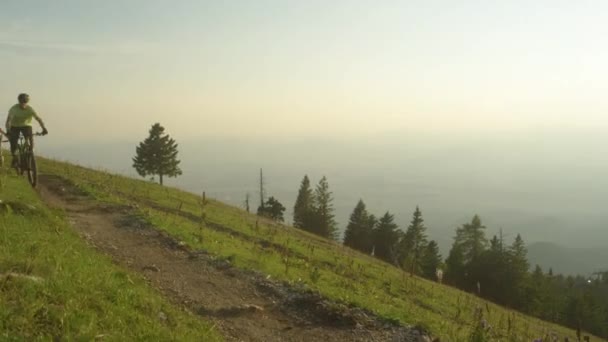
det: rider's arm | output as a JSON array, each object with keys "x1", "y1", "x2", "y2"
[
  {"x1": 35, "y1": 116, "x2": 46, "y2": 130},
  {"x1": 32, "y1": 109, "x2": 48, "y2": 132}
]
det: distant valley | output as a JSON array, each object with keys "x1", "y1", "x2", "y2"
[
  {"x1": 528, "y1": 242, "x2": 608, "y2": 276},
  {"x1": 41, "y1": 131, "x2": 608, "y2": 276}
]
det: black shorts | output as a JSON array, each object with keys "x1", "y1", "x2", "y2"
[
  {"x1": 10, "y1": 126, "x2": 33, "y2": 138},
  {"x1": 9, "y1": 126, "x2": 33, "y2": 150}
]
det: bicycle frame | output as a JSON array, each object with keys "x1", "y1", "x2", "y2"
[
  {"x1": 1, "y1": 132, "x2": 42, "y2": 167},
  {"x1": 7, "y1": 131, "x2": 44, "y2": 187},
  {"x1": 17, "y1": 134, "x2": 33, "y2": 156}
]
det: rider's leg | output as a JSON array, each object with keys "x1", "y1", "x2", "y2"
[{"x1": 8, "y1": 127, "x2": 20, "y2": 167}]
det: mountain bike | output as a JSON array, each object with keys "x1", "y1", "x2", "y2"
[{"x1": 2, "y1": 132, "x2": 45, "y2": 187}]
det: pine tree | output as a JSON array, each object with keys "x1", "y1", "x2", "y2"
[
  {"x1": 399, "y1": 206, "x2": 428, "y2": 276},
  {"x1": 472, "y1": 235, "x2": 509, "y2": 304},
  {"x1": 373, "y1": 212, "x2": 399, "y2": 263},
  {"x1": 258, "y1": 169, "x2": 266, "y2": 211},
  {"x1": 420, "y1": 240, "x2": 442, "y2": 280},
  {"x1": 132, "y1": 123, "x2": 182, "y2": 185},
  {"x1": 343, "y1": 199, "x2": 374, "y2": 253},
  {"x1": 258, "y1": 196, "x2": 286, "y2": 221},
  {"x1": 445, "y1": 242, "x2": 466, "y2": 287},
  {"x1": 454, "y1": 215, "x2": 488, "y2": 264},
  {"x1": 367, "y1": 214, "x2": 377, "y2": 250},
  {"x1": 505, "y1": 234, "x2": 530, "y2": 309},
  {"x1": 293, "y1": 175, "x2": 314, "y2": 230},
  {"x1": 509, "y1": 234, "x2": 529, "y2": 270},
  {"x1": 489, "y1": 235, "x2": 501, "y2": 253},
  {"x1": 527, "y1": 264, "x2": 547, "y2": 316},
  {"x1": 476, "y1": 229, "x2": 508, "y2": 297},
  {"x1": 311, "y1": 176, "x2": 337, "y2": 239},
  {"x1": 446, "y1": 215, "x2": 488, "y2": 290},
  {"x1": 244, "y1": 193, "x2": 250, "y2": 213}
]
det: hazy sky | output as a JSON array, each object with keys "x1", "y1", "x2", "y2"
[{"x1": 2, "y1": 1, "x2": 608, "y2": 142}]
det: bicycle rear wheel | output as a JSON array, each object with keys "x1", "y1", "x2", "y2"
[{"x1": 26, "y1": 153, "x2": 37, "y2": 187}]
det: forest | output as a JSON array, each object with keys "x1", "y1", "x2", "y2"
[{"x1": 255, "y1": 174, "x2": 608, "y2": 337}]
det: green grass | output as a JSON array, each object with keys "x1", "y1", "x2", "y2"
[
  {"x1": 0, "y1": 167, "x2": 221, "y2": 341},
  {"x1": 38, "y1": 158, "x2": 602, "y2": 341}
]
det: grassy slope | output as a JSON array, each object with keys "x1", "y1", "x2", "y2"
[
  {"x1": 0, "y1": 168, "x2": 220, "y2": 341},
  {"x1": 39, "y1": 158, "x2": 600, "y2": 341}
]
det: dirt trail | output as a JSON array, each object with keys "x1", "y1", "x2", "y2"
[{"x1": 37, "y1": 175, "x2": 424, "y2": 342}]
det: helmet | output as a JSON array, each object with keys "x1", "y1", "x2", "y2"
[{"x1": 18, "y1": 93, "x2": 30, "y2": 104}]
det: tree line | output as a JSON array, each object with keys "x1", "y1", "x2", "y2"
[
  {"x1": 442, "y1": 215, "x2": 608, "y2": 338},
  {"x1": 289, "y1": 174, "x2": 443, "y2": 280},
  {"x1": 282, "y1": 174, "x2": 606, "y2": 338}
]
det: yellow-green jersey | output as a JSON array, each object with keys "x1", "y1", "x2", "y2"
[{"x1": 8, "y1": 104, "x2": 41, "y2": 128}]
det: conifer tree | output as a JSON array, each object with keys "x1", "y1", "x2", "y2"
[
  {"x1": 399, "y1": 206, "x2": 428, "y2": 276},
  {"x1": 244, "y1": 193, "x2": 250, "y2": 213},
  {"x1": 343, "y1": 199, "x2": 374, "y2": 253},
  {"x1": 258, "y1": 169, "x2": 266, "y2": 211},
  {"x1": 527, "y1": 264, "x2": 547, "y2": 316},
  {"x1": 420, "y1": 240, "x2": 442, "y2": 280},
  {"x1": 293, "y1": 175, "x2": 314, "y2": 230},
  {"x1": 445, "y1": 242, "x2": 466, "y2": 287},
  {"x1": 258, "y1": 196, "x2": 286, "y2": 221},
  {"x1": 505, "y1": 234, "x2": 530, "y2": 308},
  {"x1": 132, "y1": 123, "x2": 182, "y2": 185},
  {"x1": 509, "y1": 234, "x2": 529, "y2": 271},
  {"x1": 448, "y1": 215, "x2": 488, "y2": 291},
  {"x1": 489, "y1": 235, "x2": 502, "y2": 253},
  {"x1": 372, "y1": 212, "x2": 399, "y2": 263},
  {"x1": 311, "y1": 176, "x2": 337, "y2": 239},
  {"x1": 471, "y1": 235, "x2": 509, "y2": 303},
  {"x1": 367, "y1": 214, "x2": 377, "y2": 249},
  {"x1": 454, "y1": 215, "x2": 488, "y2": 264}
]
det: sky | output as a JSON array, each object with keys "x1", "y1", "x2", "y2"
[
  {"x1": 3, "y1": 1, "x2": 608, "y2": 263},
  {"x1": 2, "y1": 1, "x2": 608, "y2": 142}
]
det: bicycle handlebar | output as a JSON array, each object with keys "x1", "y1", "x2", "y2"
[{"x1": 0, "y1": 132, "x2": 47, "y2": 142}]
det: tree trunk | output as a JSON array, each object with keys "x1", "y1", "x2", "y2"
[
  {"x1": 410, "y1": 252, "x2": 418, "y2": 277},
  {"x1": 159, "y1": 174, "x2": 163, "y2": 186}
]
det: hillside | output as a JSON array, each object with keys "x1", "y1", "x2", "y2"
[
  {"x1": 0, "y1": 164, "x2": 219, "y2": 340},
  {"x1": 24, "y1": 157, "x2": 603, "y2": 341}
]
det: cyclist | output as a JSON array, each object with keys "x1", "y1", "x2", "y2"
[{"x1": 5, "y1": 93, "x2": 48, "y2": 167}]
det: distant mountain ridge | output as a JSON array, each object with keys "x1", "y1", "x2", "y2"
[{"x1": 528, "y1": 241, "x2": 608, "y2": 276}]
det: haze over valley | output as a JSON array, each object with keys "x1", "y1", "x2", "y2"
[{"x1": 41, "y1": 127, "x2": 608, "y2": 275}]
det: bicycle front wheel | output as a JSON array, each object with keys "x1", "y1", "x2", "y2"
[
  {"x1": 14, "y1": 154, "x2": 23, "y2": 175},
  {"x1": 26, "y1": 153, "x2": 37, "y2": 188}
]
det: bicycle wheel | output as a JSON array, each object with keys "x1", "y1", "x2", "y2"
[
  {"x1": 14, "y1": 154, "x2": 22, "y2": 175},
  {"x1": 26, "y1": 153, "x2": 37, "y2": 187}
]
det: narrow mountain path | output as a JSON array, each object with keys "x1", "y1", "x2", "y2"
[{"x1": 37, "y1": 175, "x2": 423, "y2": 342}]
